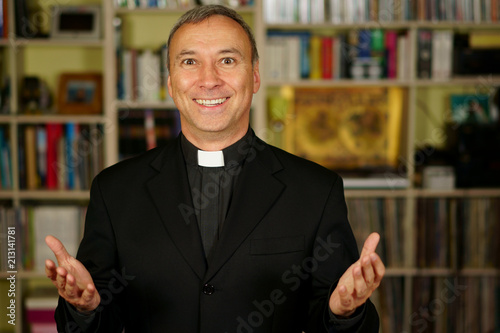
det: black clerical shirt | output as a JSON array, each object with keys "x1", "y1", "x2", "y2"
[{"x1": 180, "y1": 129, "x2": 254, "y2": 260}]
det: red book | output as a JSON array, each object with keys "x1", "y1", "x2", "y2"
[
  {"x1": 321, "y1": 37, "x2": 333, "y2": 79},
  {"x1": 46, "y1": 123, "x2": 63, "y2": 189},
  {"x1": 385, "y1": 31, "x2": 398, "y2": 79}
]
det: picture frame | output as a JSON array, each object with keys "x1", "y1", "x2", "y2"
[
  {"x1": 50, "y1": 5, "x2": 101, "y2": 40},
  {"x1": 58, "y1": 73, "x2": 103, "y2": 115}
]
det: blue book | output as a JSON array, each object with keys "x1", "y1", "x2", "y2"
[
  {"x1": 65, "y1": 123, "x2": 77, "y2": 190},
  {"x1": 358, "y1": 30, "x2": 371, "y2": 58}
]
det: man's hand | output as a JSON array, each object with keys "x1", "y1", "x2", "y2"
[
  {"x1": 329, "y1": 232, "x2": 385, "y2": 317},
  {"x1": 45, "y1": 235, "x2": 101, "y2": 313}
]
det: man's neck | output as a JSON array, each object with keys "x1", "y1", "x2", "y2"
[{"x1": 183, "y1": 128, "x2": 248, "y2": 151}]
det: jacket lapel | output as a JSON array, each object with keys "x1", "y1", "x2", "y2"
[
  {"x1": 146, "y1": 138, "x2": 207, "y2": 280},
  {"x1": 206, "y1": 140, "x2": 285, "y2": 280}
]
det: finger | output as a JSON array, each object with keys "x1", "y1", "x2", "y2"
[
  {"x1": 55, "y1": 266, "x2": 68, "y2": 291},
  {"x1": 360, "y1": 232, "x2": 380, "y2": 257},
  {"x1": 81, "y1": 284, "x2": 97, "y2": 303},
  {"x1": 45, "y1": 259, "x2": 57, "y2": 281},
  {"x1": 370, "y1": 253, "x2": 386, "y2": 285},
  {"x1": 352, "y1": 264, "x2": 369, "y2": 299},
  {"x1": 45, "y1": 235, "x2": 72, "y2": 265},
  {"x1": 338, "y1": 284, "x2": 354, "y2": 312},
  {"x1": 64, "y1": 274, "x2": 79, "y2": 299},
  {"x1": 361, "y1": 255, "x2": 375, "y2": 287}
]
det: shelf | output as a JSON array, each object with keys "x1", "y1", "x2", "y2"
[
  {"x1": 115, "y1": 100, "x2": 177, "y2": 109},
  {"x1": 265, "y1": 21, "x2": 500, "y2": 30},
  {"x1": 0, "y1": 270, "x2": 47, "y2": 279},
  {"x1": 0, "y1": 190, "x2": 15, "y2": 199},
  {"x1": 265, "y1": 79, "x2": 412, "y2": 87},
  {"x1": 17, "y1": 190, "x2": 90, "y2": 201},
  {"x1": 115, "y1": 5, "x2": 255, "y2": 15},
  {"x1": 344, "y1": 189, "x2": 409, "y2": 198},
  {"x1": 15, "y1": 114, "x2": 106, "y2": 124},
  {"x1": 13, "y1": 38, "x2": 105, "y2": 48},
  {"x1": 0, "y1": 115, "x2": 13, "y2": 123},
  {"x1": 413, "y1": 188, "x2": 500, "y2": 198},
  {"x1": 414, "y1": 76, "x2": 500, "y2": 87}
]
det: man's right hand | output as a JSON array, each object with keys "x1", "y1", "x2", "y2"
[{"x1": 45, "y1": 235, "x2": 101, "y2": 313}]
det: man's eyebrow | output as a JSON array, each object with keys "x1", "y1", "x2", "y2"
[
  {"x1": 219, "y1": 48, "x2": 244, "y2": 57},
  {"x1": 175, "y1": 50, "x2": 196, "y2": 60}
]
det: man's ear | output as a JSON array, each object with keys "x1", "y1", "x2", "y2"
[
  {"x1": 167, "y1": 75, "x2": 173, "y2": 98},
  {"x1": 253, "y1": 60, "x2": 261, "y2": 94}
]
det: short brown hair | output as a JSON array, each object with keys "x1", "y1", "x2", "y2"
[{"x1": 166, "y1": 5, "x2": 259, "y2": 70}]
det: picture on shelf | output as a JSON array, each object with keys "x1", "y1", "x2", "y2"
[
  {"x1": 290, "y1": 87, "x2": 404, "y2": 171},
  {"x1": 450, "y1": 94, "x2": 491, "y2": 124},
  {"x1": 57, "y1": 73, "x2": 102, "y2": 114}
]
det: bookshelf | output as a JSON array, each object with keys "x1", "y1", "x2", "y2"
[
  {"x1": 0, "y1": 0, "x2": 499, "y2": 332},
  {"x1": 262, "y1": 1, "x2": 500, "y2": 332}
]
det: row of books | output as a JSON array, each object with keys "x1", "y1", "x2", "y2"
[
  {"x1": 416, "y1": 197, "x2": 500, "y2": 269},
  {"x1": 417, "y1": 29, "x2": 454, "y2": 79},
  {"x1": 264, "y1": 0, "x2": 500, "y2": 24},
  {"x1": 114, "y1": 0, "x2": 254, "y2": 9},
  {"x1": 0, "y1": 205, "x2": 85, "y2": 272},
  {"x1": 18, "y1": 124, "x2": 104, "y2": 191},
  {"x1": 117, "y1": 46, "x2": 170, "y2": 103},
  {"x1": 265, "y1": 29, "x2": 410, "y2": 81},
  {"x1": 372, "y1": 277, "x2": 405, "y2": 333},
  {"x1": 346, "y1": 198, "x2": 406, "y2": 268},
  {"x1": 119, "y1": 108, "x2": 181, "y2": 160},
  {"x1": 410, "y1": 276, "x2": 499, "y2": 333},
  {"x1": 0, "y1": 126, "x2": 12, "y2": 189}
]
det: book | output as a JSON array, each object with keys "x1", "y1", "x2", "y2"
[
  {"x1": 417, "y1": 29, "x2": 433, "y2": 79},
  {"x1": 24, "y1": 126, "x2": 38, "y2": 190},
  {"x1": 45, "y1": 124, "x2": 63, "y2": 190},
  {"x1": 33, "y1": 206, "x2": 82, "y2": 271}
]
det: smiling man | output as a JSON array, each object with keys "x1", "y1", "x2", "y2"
[{"x1": 45, "y1": 5, "x2": 384, "y2": 333}]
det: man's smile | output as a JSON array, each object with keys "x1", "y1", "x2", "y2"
[{"x1": 194, "y1": 98, "x2": 228, "y2": 106}]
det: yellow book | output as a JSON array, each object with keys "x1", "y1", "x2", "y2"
[
  {"x1": 309, "y1": 35, "x2": 322, "y2": 80},
  {"x1": 469, "y1": 32, "x2": 500, "y2": 49}
]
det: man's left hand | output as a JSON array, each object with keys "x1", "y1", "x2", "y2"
[{"x1": 329, "y1": 232, "x2": 385, "y2": 317}]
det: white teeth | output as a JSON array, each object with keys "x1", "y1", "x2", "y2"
[{"x1": 195, "y1": 98, "x2": 227, "y2": 106}]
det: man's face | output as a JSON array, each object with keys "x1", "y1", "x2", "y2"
[{"x1": 167, "y1": 15, "x2": 260, "y2": 146}]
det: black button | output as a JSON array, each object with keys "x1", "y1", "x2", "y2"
[{"x1": 203, "y1": 284, "x2": 215, "y2": 295}]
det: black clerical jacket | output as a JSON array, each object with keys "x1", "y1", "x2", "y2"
[{"x1": 54, "y1": 134, "x2": 379, "y2": 332}]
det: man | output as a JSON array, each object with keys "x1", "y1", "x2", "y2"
[{"x1": 45, "y1": 5, "x2": 385, "y2": 332}]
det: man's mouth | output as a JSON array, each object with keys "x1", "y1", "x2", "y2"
[{"x1": 194, "y1": 98, "x2": 227, "y2": 107}]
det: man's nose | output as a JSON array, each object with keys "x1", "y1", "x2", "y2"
[{"x1": 199, "y1": 64, "x2": 222, "y2": 89}]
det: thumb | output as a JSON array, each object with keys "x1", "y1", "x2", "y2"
[
  {"x1": 360, "y1": 232, "x2": 380, "y2": 257},
  {"x1": 45, "y1": 235, "x2": 71, "y2": 265}
]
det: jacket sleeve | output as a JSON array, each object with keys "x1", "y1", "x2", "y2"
[
  {"x1": 306, "y1": 175, "x2": 379, "y2": 332},
  {"x1": 54, "y1": 174, "x2": 125, "y2": 333}
]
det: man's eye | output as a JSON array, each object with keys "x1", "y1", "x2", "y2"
[
  {"x1": 222, "y1": 58, "x2": 235, "y2": 65},
  {"x1": 183, "y1": 59, "x2": 195, "y2": 65}
]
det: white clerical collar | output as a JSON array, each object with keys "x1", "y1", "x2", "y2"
[{"x1": 197, "y1": 150, "x2": 225, "y2": 167}]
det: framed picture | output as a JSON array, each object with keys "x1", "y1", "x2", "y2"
[
  {"x1": 58, "y1": 73, "x2": 102, "y2": 114},
  {"x1": 450, "y1": 94, "x2": 491, "y2": 124},
  {"x1": 50, "y1": 5, "x2": 101, "y2": 40},
  {"x1": 290, "y1": 87, "x2": 404, "y2": 171}
]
